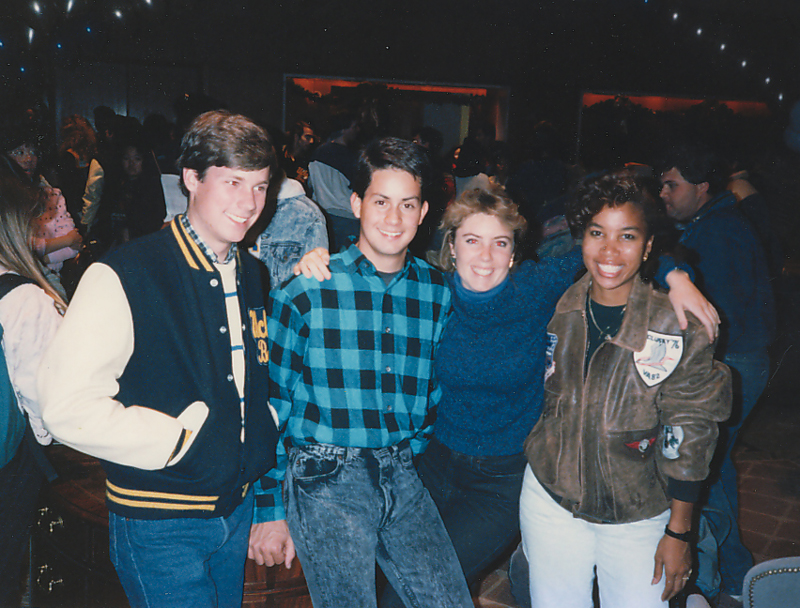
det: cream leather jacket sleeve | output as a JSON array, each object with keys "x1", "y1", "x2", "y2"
[{"x1": 38, "y1": 263, "x2": 206, "y2": 469}]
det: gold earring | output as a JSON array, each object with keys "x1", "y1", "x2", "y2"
[{"x1": 643, "y1": 253, "x2": 649, "y2": 262}]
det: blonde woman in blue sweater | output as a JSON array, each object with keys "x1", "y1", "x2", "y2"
[{"x1": 296, "y1": 183, "x2": 718, "y2": 604}]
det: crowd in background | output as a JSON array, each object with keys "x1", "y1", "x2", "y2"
[
  {"x1": 1, "y1": 95, "x2": 798, "y2": 296},
  {"x1": 1, "y1": 91, "x2": 798, "y2": 608}
]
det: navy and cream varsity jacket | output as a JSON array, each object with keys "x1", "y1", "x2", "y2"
[{"x1": 40, "y1": 218, "x2": 278, "y2": 519}]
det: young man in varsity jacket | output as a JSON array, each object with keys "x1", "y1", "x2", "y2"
[
  {"x1": 249, "y1": 138, "x2": 474, "y2": 608},
  {"x1": 38, "y1": 111, "x2": 282, "y2": 607}
]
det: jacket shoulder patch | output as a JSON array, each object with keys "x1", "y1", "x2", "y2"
[
  {"x1": 633, "y1": 331, "x2": 683, "y2": 387},
  {"x1": 661, "y1": 425, "x2": 684, "y2": 460},
  {"x1": 544, "y1": 332, "x2": 558, "y2": 382}
]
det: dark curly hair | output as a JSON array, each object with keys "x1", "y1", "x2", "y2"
[{"x1": 567, "y1": 170, "x2": 674, "y2": 281}]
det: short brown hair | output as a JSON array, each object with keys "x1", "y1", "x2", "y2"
[
  {"x1": 177, "y1": 110, "x2": 276, "y2": 196},
  {"x1": 436, "y1": 185, "x2": 527, "y2": 272}
]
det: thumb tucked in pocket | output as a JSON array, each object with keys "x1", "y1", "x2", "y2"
[{"x1": 167, "y1": 401, "x2": 209, "y2": 466}]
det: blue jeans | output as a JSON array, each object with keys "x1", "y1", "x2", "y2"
[
  {"x1": 109, "y1": 489, "x2": 254, "y2": 608},
  {"x1": 696, "y1": 351, "x2": 769, "y2": 597},
  {"x1": 418, "y1": 438, "x2": 526, "y2": 579},
  {"x1": 381, "y1": 438, "x2": 525, "y2": 607},
  {"x1": 285, "y1": 442, "x2": 474, "y2": 608}
]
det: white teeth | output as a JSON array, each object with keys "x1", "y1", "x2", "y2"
[
  {"x1": 598, "y1": 263, "x2": 623, "y2": 274},
  {"x1": 225, "y1": 213, "x2": 248, "y2": 224},
  {"x1": 472, "y1": 267, "x2": 492, "y2": 277},
  {"x1": 379, "y1": 229, "x2": 402, "y2": 237}
]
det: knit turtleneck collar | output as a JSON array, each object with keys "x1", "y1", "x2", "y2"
[{"x1": 452, "y1": 271, "x2": 510, "y2": 304}]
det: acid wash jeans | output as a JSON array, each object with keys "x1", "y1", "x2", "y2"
[{"x1": 285, "y1": 441, "x2": 474, "y2": 608}]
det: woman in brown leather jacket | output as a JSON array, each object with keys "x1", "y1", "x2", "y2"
[{"x1": 519, "y1": 172, "x2": 731, "y2": 608}]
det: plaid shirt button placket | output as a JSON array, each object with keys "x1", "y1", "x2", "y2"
[{"x1": 253, "y1": 244, "x2": 452, "y2": 523}]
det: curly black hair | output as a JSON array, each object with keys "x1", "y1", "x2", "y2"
[{"x1": 567, "y1": 170, "x2": 675, "y2": 281}]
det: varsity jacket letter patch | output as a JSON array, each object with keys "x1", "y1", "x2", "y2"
[{"x1": 248, "y1": 307, "x2": 269, "y2": 365}]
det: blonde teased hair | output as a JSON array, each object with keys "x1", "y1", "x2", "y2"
[{"x1": 435, "y1": 184, "x2": 528, "y2": 272}]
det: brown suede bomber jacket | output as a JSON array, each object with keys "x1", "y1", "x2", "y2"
[{"x1": 524, "y1": 274, "x2": 732, "y2": 524}]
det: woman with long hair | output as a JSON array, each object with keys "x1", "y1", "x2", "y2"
[
  {"x1": 0, "y1": 176, "x2": 64, "y2": 605},
  {"x1": 2, "y1": 123, "x2": 81, "y2": 299}
]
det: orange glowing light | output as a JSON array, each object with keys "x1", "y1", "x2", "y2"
[
  {"x1": 581, "y1": 93, "x2": 769, "y2": 116},
  {"x1": 291, "y1": 77, "x2": 488, "y2": 97}
]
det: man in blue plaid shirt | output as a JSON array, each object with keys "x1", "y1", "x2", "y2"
[{"x1": 249, "y1": 138, "x2": 473, "y2": 608}]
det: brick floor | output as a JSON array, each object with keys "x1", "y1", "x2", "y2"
[
  {"x1": 738, "y1": 454, "x2": 800, "y2": 564},
  {"x1": 474, "y1": 448, "x2": 800, "y2": 608},
  {"x1": 475, "y1": 567, "x2": 518, "y2": 608}
]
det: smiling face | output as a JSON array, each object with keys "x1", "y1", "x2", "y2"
[
  {"x1": 351, "y1": 168, "x2": 428, "y2": 272},
  {"x1": 184, "y1": 165, "x2": 269, "y2": 260},
  {"x1": 451, "y1": 212, "x2": 514, "y2": 292},
  {"x1": 582, "y1": 202, "x2": 653, "y2": 306}
]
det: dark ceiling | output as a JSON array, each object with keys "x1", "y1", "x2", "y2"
[{"x1": 2, "y1": 0, "x2": 799, "y2": 122}]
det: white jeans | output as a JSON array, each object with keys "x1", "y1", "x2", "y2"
[{"x1": 519, "y1": 465, "x2": 670, "y2": 608}]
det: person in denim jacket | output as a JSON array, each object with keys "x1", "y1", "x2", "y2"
[{"x1": 248, "y1": 176, "x2": 328, "y2": 287}]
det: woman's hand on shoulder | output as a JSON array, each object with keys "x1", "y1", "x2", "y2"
[
  {"x1": 665, "y1": 269, "x2": 719, "y2": 342},
  {"x1": 293, "y1": 247, "x2": 331, "y2": 282}
]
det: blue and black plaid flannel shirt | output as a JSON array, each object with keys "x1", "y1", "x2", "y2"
[{"x1": 254, "y1": 243, "x2": 452, "y2": 522}]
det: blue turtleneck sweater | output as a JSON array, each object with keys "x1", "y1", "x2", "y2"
[{"x1": 433, "y1": 249, "x2": 583, "y2": 456}]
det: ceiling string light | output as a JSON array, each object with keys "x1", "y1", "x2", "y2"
[{"x1": 661, "y1": 3, "x2": 784, "y2": 102}]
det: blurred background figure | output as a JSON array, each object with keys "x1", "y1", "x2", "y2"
[
  {"x1": 1, "y1": 109, "x2": 81, "y2": 300},
  {"x1": 281, "y1": 120, "x2": 318, "y2": 195},
  {"x1": 90, "y1": 135, "x2": 167, "y2": 257},
  {"x1": 52, "y1": 114, "x2": 98, "y2": 226},
  {"x1": 308, "y1": 110, "x2": 361, "y2": 251}
]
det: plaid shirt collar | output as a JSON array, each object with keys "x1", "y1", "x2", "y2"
[
  {"x1": 179, "y1": 214, "x2": 237, "y2": 265},
  {"x1": 339, "y1": 242, "x2": 413, "y2": 280}
]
